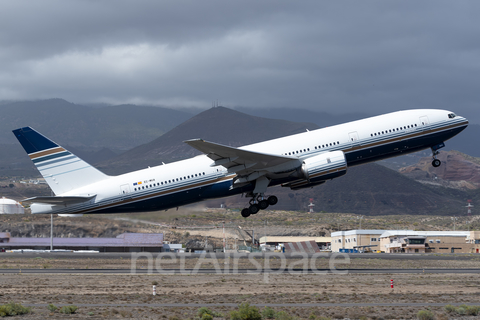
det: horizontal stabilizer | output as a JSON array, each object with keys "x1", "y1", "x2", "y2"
[{"x1": 21, "y1": 195, "x2": 96, "y2": 205}]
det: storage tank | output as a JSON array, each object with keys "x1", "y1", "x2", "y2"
[{"x1": 0, "y1": 197, "x2": 25, "y2": 214}]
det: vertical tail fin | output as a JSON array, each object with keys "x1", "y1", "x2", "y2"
[{"x1": 12, "y1": 127, "x2": 109, "y2": 195}]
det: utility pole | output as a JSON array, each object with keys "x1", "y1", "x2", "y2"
[
  {"x1": 451, "y1": 216, "x2": 458, "y2": 231},
  {"x1": 50, "y1": 214, "x2": 53, "y2": 251},
  {"x1": 223, "y1": 220, "x2": 226, "y2": 252},
  {"x1": 466, "y1": 200, "x2": 474, "y2": 216},
  {"x1": 357, "y1": 215, "x2": 364, "y2": 230}
]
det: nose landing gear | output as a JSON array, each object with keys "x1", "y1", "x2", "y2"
[{"x1": 431, "y1": 143, "x2": 445, "y2": 168}]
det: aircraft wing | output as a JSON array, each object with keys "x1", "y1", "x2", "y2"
[
  {"x1": 184, "y1": 139, "x2": 299, "y2": 176},
  {"x1": 21, "y1": 195, "x2": 96, "y2": 205}
]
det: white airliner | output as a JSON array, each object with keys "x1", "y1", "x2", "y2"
[{"x1": 13, "y1": 109, "x2": 468, "y2": 217}]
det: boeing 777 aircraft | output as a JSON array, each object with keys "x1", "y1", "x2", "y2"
[{"x1": 13, "y1": 109, "x2": 468, "y2": 218}]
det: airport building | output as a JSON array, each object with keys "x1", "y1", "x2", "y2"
[
  {"x1": 331, "y1": 230, "x2": 385, "y2": 253},
  {"x1": 380, "y1": 230, "x2": 480, "y2": 254},
  {"x1": 259, "y1": 236, "x2": 331, "y2": 250},
  {"x1": 0, "y1": 232, "x2": 164, "y2": 252},
  {"x1": 331, "y1": 229, "x2": 480, "y2": 253}
]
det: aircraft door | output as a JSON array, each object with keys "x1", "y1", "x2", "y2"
[
  {"x1": 348, "y1": 131, "x2": 360, "y2": 148},
  {"x1": 419, "y1": 116, "x2": 429, "y2": 131},
  {"x1": 120, "y1": 184, "x2": 132, "y2": 200}
]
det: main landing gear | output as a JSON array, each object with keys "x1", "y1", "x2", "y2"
[{"x1": 241, "y1": 194, "x2": 278, "y2": 218}]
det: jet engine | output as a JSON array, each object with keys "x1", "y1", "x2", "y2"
[{"x1": 282, "y1": 150, "x2": 347, "y2": 190}]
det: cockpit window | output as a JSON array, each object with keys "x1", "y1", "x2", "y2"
[{"x1": 448, "y1": 113, "x2": 456, "y2": 119}]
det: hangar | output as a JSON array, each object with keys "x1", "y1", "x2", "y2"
[{"x1": 0, "y1": 232, "x2": 164, "y2": 252}]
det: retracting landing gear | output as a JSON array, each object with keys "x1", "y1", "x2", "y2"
[
  {"x1": 432, "y1": 158, "x2": 441, "y2": 168},
  {"x1": 430, "y1": 143, "x2": 445, "y2": 168},
  {"x1": 241, "y1": 194, "x2": 278, "y2": 218}
]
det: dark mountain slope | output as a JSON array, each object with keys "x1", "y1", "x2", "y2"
[
  {"x1": 235, "y1": 107, "x2": 370, "y2": 128},
  {"x1": 207, "y1": 162, "x2": 473, "y2": 216},
  {"x1": 99, "y1": 107, "x2": 319, "y2": 174},
  {"x1": 0, "y1": 99, "x2": 191, "y2": 149}
]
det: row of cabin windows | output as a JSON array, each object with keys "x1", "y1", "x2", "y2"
[
  {"x1": 283, "y1": 141, "x2": 341, "y2": 156},
  {"x1": 133, "y1": 172, "x2": 206, "y2": 191},
  {"x1": 315, "y1": 141, "x2": 340, "y2": 149},
  {"x1": 370, "y1": 124, "x2": 417, "y2": 137}
]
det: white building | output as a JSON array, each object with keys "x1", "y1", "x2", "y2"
[
  {"x1": 0, "y1": 197, "x2": 25, "y2": 214},
  {"x1": 331, "y1": 230, "x2": 386, "y2": 252}
]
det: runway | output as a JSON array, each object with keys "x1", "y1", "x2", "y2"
[
  {"x1": 2, "y1": 252, "x2": 479, "y2": 260},
  {"x1": 1, "y1": 268, "x2": 479, "y2": 274}
]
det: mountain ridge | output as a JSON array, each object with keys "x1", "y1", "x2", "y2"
[{"x1": 98, "y1": 106, "x2": 319, "y2": 174}]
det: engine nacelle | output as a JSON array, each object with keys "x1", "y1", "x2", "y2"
[{"x1": 282, "y1": 151, "x2": 347, "y2": 190}]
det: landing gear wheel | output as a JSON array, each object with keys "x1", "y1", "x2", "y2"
[
  {"x1": 267, "y1": 195, "x2": 278, "y2": 206},
  {"x1": 258, "y1": 200, "x2": 269, "y2": 210},
  {"x1": 241, "y1": 208, "x2": 251, "y2": 218},
  {"x1": 432, "y1": 159, "x2": 441, "y2": 167},
  {"x1": 249, "y1": 204, "x2": 260, "y2": 215}
]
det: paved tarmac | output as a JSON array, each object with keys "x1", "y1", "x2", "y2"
[{"x1": 1, "y1": 268, "x2": 479, "y2": 274}]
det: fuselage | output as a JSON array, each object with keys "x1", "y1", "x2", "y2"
[{"x1": 31, "y1": 109, "x2": 468, "y2": 214}]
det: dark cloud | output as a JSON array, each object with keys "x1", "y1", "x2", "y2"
[{"x1": 0, "y1": 1, "x2": 479, "y2": 122}]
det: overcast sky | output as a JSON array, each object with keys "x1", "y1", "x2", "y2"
[{"x1": 1, "y1": 1, "x2": 479, "y2": 122}]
